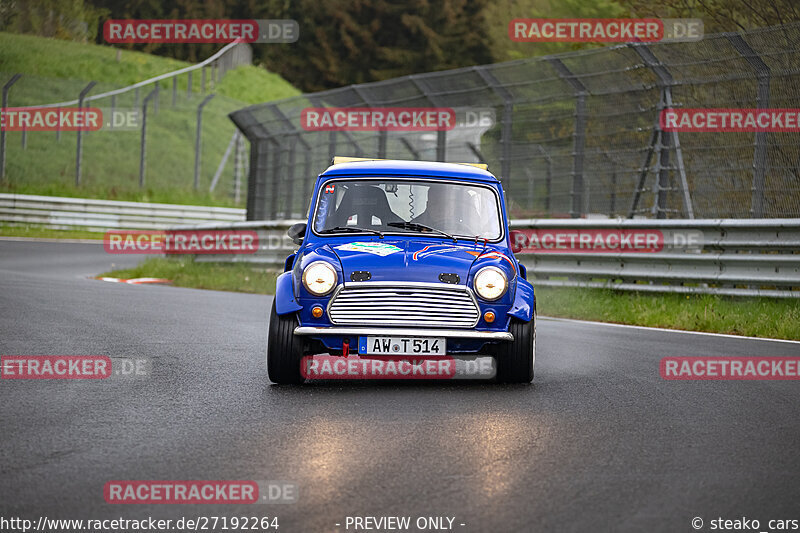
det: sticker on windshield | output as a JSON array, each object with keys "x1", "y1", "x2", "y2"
[{"x1": 336, "y1": 242, "x2": 402, "y2": 256}]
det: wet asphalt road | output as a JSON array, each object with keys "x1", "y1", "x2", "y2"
[{"x1": 1, "y1": 239, "x2": 799, "y2": 533}]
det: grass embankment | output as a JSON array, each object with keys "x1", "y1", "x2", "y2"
[
  {"x1": 0, "y1": 223, "x2": 103, "y2": 240},
  {"x1": 0, "y1": 32, "x2": 300, "y2": 206},
  {"x1": 534, "y1": 286, "x2": 800, "y2": 340},
  {"x1": 98, "y1": 257, "x2": 279, "y2": 294},
  {"x1": 98, "y1": 257, "x2": 800, "y2": 340}
]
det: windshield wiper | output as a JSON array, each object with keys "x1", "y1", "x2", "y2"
[
  {"x1": 387, "y1": 221, "x2": 457, "y2": 242},
  {"x1": 320, "y1": 226, "x2": 384, "y2": 238}
]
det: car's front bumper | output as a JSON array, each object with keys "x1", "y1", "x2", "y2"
[{"x1": 294, "y1": 326, "x2": 513, "y2": 341}]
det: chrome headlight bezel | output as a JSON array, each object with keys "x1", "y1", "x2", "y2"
[
  {"x1": 473, "y1": 266, "x2": 508, "y2": 301},
  {"x1": 302, "y1": 261, "x2": 337, "y2": 296}
]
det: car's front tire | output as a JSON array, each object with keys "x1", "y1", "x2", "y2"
[
  {"x1": 267, "y1": 301, "x2": 305, "y2": 384},
  {"x1": 495, "y1": 316, "x2": 535, "y2": 383}
]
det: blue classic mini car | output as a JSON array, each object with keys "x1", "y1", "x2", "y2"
[{"x1": 267, "y1": 157, "x2": 536, "y2": 384}]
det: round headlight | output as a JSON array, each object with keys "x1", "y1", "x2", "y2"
[
  {"x1": 473, "y1": 266, "x2": 508, "y2": 301},
  {"x1": 302, "y1": 261, "x2": 337, "y2": 296}
]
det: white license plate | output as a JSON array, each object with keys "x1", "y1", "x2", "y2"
[{"x1": 359, "y1": 336, "x2": 446, "y2": 356}]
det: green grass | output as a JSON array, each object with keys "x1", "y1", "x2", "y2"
[
  {"x1": 98, "y1": 257, "x2": 279, "y2": 294},
  {"x1": 535, "y1": 286, "x2": 800, "y2": 340},
  {"x1": 97, "y1": 256, "x2": 800, "y2": 340},
  {"x1": 0, "y1": 223, "x2": 103, "y2": 240},
  {"x1": 0, "y1": 32, "x2": 300, "y2": 104},
  {"x1": 0, "y1": 32, "x2": 300, "y2": 206}
]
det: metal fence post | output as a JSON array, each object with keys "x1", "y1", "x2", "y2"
[
  {"x1": 631, "y1": 44, "x2": 694, "y2": 219},
  {"x1": 269, "y1": 105, "x2": 313, "y2": 217},
  {"x1": 409, "y1": 75, "x2": 449, "y2": 161},
  {"x1": 655, "y1": 126, "x2": 671, "y2": 219},
  {"x1": 302, "y1": 146, "x2": 312, "y2": 213},
  {"x1": 328, "y1": 131, "x2": 337, "y2": 160},
  {"x1": 535, "y1": 145, "x2": 552, "y2": 213},
  {"x1": 268, "y1": 140, "x2": 281, "y2": 219},
  {"x1": 475, "y1": 66, "x2": 515, "y2": 186},
  {"x1": 187, "y1": 71, "x2": 192, "y2": 98},
  {"x1": 75, "y1": 81, "x2": 97, "y2": 186},
  {"x1": 233, "y1": 132, "x2": 244, "y2": 204},
  {"x1": 727, "y1": 34, "x2": 770, "y2": 218},
  {"x1": 548, "y1": 58, "x2": 587, "y2": 218},
  {"x1": 401, "y1": 138, "x2": 420, "y2": 159},
  {"x1": 172, "y1": 76, "x2": 177, "y2": 107},
  {"x1": 139, "y1": 88, "x2": 157, "y2": 188},
  {"x1": 0, "y1": 74, "x2": 22, "y2": 180},
  {"x1": 194, "y1": 94, "x2": 215, "y2": 190}
]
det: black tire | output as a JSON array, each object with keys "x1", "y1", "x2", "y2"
[
  {"x1": 495, "y1": 315, "x2": 535, "y2": 384},
  {"x1": 267, "y1": 301, "x2": 305, "y2": 384}
]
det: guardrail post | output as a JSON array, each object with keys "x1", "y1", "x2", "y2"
[
  {"x1": 75, "y1": 81, "x2": 97, "y2": 187},
  {"x1": 727, "y1": 34, "x2": 770, "y2": 218},
  {"x1": 194, "y1": 94, "x2": 215, "y2": 190},
  {"x1": 139, "y1": 88, "x2": 157, "y2": 188},
  {"x1": 547, "y1": 58, "x2": 587, "y2": 218},
  {"x1": 0, "y1": 74, "x2": 22, "y2": 181}
]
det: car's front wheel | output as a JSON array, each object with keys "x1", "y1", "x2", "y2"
[
  {"x1": 495, "y1": 316, "x2": 535, "y2": 383},
  {"x1": 267, "y1": 301, "x2": 305, "y2": 384}
]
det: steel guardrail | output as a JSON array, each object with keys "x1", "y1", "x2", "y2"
[
  {"x1": 173, "y1": 217, "x2": 800, "y2": 298},
  {"x1": 0, "y1": 193, "x2": 245, "y2": 231}
]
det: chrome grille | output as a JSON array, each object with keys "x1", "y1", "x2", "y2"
[{"x1": 328, "y1": 282, "x2": 480, "y2": 328}]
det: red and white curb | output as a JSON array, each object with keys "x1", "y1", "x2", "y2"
[{"x1": 96, "y1": 277, "x2": 171, "y2": 285}]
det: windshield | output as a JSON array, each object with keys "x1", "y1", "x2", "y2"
[{"x1": 313, "y1": 179, "x2": 502, "y2": 240}]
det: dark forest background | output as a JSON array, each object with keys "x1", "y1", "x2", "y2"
[{"x1": 2, "y1": 0, "x2": 799, "y2": 92}]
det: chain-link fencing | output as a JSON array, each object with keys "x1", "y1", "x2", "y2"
[{"x1": 230, "y1": 23, "x2": 800, "y2": 221}]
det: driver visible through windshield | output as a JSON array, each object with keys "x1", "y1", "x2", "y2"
[{"x1": 313, "y1": 179, "x2": 502, "y2": 241}]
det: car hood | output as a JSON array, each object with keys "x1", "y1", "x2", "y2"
[{"x1": 328, "y1": 238, "x2": 490, "y2": 283}]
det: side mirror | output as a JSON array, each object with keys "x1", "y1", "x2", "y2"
[{"x1": 288, "y1": 222, "x2": 307, "y2": 245}]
